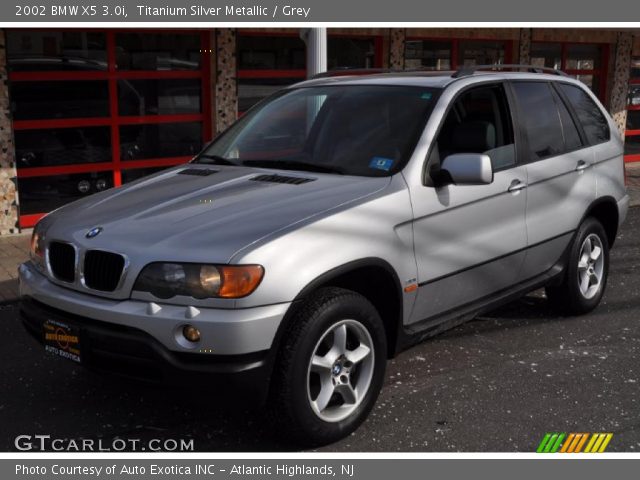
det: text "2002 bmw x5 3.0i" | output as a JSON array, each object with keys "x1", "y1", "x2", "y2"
[{"x1": 20, "y1": 65, "x2": 628, "y2": 445}]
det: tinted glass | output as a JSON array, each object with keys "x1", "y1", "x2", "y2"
[
  {"x1": 511, "y1": 82, "x2": 565, "y2": 161},
  {"x1": 18, "y1": 172, "x2": 113, "y2": 215},
  {"x1": 120, "y1": 123, "x2": 202, "y2": 160},
  {"x1": 627, "y1": 110, "x2": 640, "y2": 131},
  {"x1": 328, "y1": 38, "x2": 376, "y2": 69},
  {"x1": 6, "y1": 31, "x2": 107, "y2": 71},
  {"x1": 15, "y1": 127, "x2": 111, "y2": 168},
  {"x1": 435, "y1": 84, "x2": 516, "y2": 170},
  {"x1": 404, "y1": 40, "x2": 452, "y2": 70},
  {"x1": 10, "y1": 81, "x2": 109, "y2": 120},
  {"x1": 530, "y1": 43, "x2": 562, "y2": 69},
  {"x1": 631, "y1": 58, "x2": 640, "y2": 79},
  {"x1": 197, "y1": 86, "x2": 439, "y2": 177},
  {"x1": 118, "y1": 79, "x2": 201, "y2": 116},
  {"x1": 554, "y1": 90, "x2": 583, "y2": 151},
  {"x1": 628, "y1": 85, "x2": 640, "y2": 108},
  {"x1": 624, "y1": 135, "x2": 640, "y2": 156},
  {"x1": 238, "y1": 35, "x2": 305, "y2": 70},
  {"x1": 116, "y1": 33, "x2": 200, "y2": 70},
  {"x1": 559, "y1": 83, "x2": 610, "y2": 144}
]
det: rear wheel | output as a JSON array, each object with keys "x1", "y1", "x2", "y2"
[
  {"x1": 271, "y1": 287, "x2": 387, "y2": 446},
  {"x1": 546, "y1": 217, "x2": 609, "y2": 315}
]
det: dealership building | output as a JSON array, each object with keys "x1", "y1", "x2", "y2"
[{"x1": 0, "y1": 27, "x2": 639, "y2": 235}]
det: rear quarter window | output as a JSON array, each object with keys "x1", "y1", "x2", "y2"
[{"x1": 558, "y1": 83, "x2": 610, "y2": 145}]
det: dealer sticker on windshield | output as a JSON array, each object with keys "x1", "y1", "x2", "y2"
[
  {"x1": 369, "y1": 157, "x2": 394, "y2": 172},
  {"x1": 43, "y1": 319, "x2": 81, "y2": 364}
]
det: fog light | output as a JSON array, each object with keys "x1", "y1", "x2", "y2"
[{"x1": 182, "y1": 324, "x2": 201, "y2": 342}]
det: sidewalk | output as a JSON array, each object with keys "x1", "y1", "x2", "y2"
[
  {"x1": 1, "y1": 163, "x2": 640, "y2": 304},
  {"x1": 0, "y1": 233, "x2": 30, "y2": 303}
]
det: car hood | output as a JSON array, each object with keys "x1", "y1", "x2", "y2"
[{"x1": 43, "y1": 165, "x2": 391, "y2": 263}]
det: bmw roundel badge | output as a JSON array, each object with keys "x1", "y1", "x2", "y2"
[{"x1": 85, "y1": 227, "x2": 103, "y2": 239}]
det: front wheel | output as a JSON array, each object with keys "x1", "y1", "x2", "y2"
[
  {"x1": 270, "y1": 287, "x2": 387, "y2": 446},
  {"x1": 546, "y1": 217, "x2": 610, "y2": 315}
]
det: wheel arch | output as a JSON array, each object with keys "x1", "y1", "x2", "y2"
[
  {"x1": 582, "y1": 196, "x2": 619, "y2": 247},
  {"x1": 273, "y1": 258, "x2": 405, "y2": 361}
]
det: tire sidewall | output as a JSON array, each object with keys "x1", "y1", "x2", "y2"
[
  {"x1": 285, "y1": 292, "x2": 387, "y2": 443},
  {"x1": 566, "y1": 218, "x2": 610, "y2": 311}
]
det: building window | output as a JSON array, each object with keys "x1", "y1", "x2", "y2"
[
  {"x1": 404, "y1": 38, "x2": 512, "y2": 71},
  {"x1": 530, "y1": 42, "x2": 608, "y2": 100},
  {"x1": 237, "y1": 32, "x2": 382, "y2": 113},
  {"x1": 6, "y1": 30, "x2": 211, "y2": 228},
  {"x1": 626, "y1": 57, "x2": 640, "y2": 163}
]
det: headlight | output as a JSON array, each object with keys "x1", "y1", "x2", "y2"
[
  {"x1": 133, "y1": 263, "x2": 264, "y2": 300},
  {"x1": 30, "y1": 223, "x2": 45, "y2": 268}
]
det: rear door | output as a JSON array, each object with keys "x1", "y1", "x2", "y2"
[{"x1": 509, "y1": 81, "x2": 597, "y2": 279}]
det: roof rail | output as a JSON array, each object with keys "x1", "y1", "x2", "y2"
[{"x1": 452, "y1": 64, "x2": 569, "y2": 78}]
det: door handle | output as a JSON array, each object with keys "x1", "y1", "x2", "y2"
[
  {"x1": 508, "y1": 180, "x2": 527, "y2": 193},
  {"x1": 575, "y1": 160, "x2": 590, "y2": 172}
]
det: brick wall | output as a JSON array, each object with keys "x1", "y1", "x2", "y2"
[
  {"x1": 0, "y1": 29, "x2": 19, "y2": 235},
  {"x1": 610, "y1": 32, "x2": 634, "y2": 137}
]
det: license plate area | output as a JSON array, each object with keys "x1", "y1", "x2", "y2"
[{"x1": 43, "y1": 319, "x2": 81, "y2": 363}]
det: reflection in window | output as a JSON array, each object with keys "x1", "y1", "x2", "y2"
[
  {"x1": 116, "y1": 33, "x2": 201, "y2": 70},
  {"x1": 238, "y1": 35, "x2": 305, "y2": 70},
  {"x1": 404, "y1": 40, "x2": 452, "y2": 70},
  {"x1": 15, "y1": 127, "x2": 111, "y2": 168},
  {"x1": 628, "y1": 85, "x2": 640, "y2": 108},
  {"x1": 627, "y1": 110, "x2": 640, "y2": 131},
  {"x1": 18, "y1": 172, "x2": 113, "y2": 215},
  {"x1": 118, "y1": 79, "x2": 201, "y2": 116},
  {"x1": 624, "y1": 135, "x2": 640, "y2": 156},
  {"x1": 559, "y1": 83, "x2": 610, "y2": 145},
  {"x1": 566, "y1": 44, "x2": 602, "y2": 70},
  {"x1": 6, "y1": 31, "x2": 107, "y2": 71},
  {"x1": 328, "y1": 38, "x2": 376, "y2": 70},
  {"x1": 238, "y1": 78, "x2": 302, "y2": 112},
  {"x1": 10, "y1": 81, "x2": 109, "y2": 120},
  {"x1": 458, "y1": 41, "x2": 505, "y2": 67},
  {"x1": 530, "y1": 43, "x2": 562, "y2": 69},
  {"x1": 120, "y1": 123, "x2": 202, "y2": 160}
]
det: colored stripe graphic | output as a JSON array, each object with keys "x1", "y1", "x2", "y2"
[{"x1": 537, "y1": 433, "x2": 613, "y2": 453}]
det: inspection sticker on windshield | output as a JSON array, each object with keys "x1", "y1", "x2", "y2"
[{"x1": 369, "y1": 157, "x2": 394, "y2": 172}]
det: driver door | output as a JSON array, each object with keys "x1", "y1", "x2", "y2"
[{"x1": 408, "y1": 82, "x2": 528, "y2": 325}]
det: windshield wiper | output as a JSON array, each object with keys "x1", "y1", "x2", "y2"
[
  {"x1": 194, "y1": 154, "x2": 239, "y2": 166},
  {"x1": 242, "y1": 159, "x2": 344, "y2": 175}
]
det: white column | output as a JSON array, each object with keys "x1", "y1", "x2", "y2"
[{"x1": 301, "y1": 28, "x2": 327, "y2": 78}]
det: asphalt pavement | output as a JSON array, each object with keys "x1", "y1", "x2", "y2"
[{"x1": 1, "y1": 208, "x2": 639, "y2": 452}]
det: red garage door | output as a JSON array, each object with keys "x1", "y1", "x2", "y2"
[{"x1": 6, "y1": 30, "x2": 212, "y2": 228}]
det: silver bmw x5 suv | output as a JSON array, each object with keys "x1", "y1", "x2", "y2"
[{"x1": 20, "y1": 66, "x2": 628, "y2": 445}]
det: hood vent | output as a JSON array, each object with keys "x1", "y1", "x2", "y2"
[
  {"x1": 251, "y1": 174, "x2": 315, "y2": 185},
  {"x1": 178, "y1": 168, "x2": 218, "y2": 176}
]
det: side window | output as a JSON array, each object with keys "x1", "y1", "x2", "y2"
[
  {"x1": 558, "y1": 83, "x2": 610, "y2": 145},
  {"x1": 433, "y1": 84, "x2": 516, "y2": 170},
  {"x1": 553, "y1": 88, "x2": 583, "y2": 151},
  {"x1": 511, "y1": 82, "x2": 565, "y2": 161}
]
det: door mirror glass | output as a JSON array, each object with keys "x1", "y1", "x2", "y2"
[{"x1": 438, "y1": 153, "x2": 493, "y2": 185}]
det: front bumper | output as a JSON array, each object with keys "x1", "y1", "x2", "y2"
[{"x1": 19, "y1": 262, "x2": 291, "y2": 400}]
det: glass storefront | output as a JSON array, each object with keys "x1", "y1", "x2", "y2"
[{"x1": 626, "y1": 57, "x2": 640, "y2": 163}]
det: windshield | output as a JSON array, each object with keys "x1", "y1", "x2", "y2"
[{"x1": 195, "y1": 85, "x2": 440, "y2": 177}]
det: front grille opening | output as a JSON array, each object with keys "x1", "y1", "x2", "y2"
[
  {"x1": 83, "y1": 250, "x2": 125, "y2": 292},
  {"x1": 48, "y1": 242, "x2": 76, "y2": 283}
]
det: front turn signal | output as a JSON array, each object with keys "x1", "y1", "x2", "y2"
[{"x1": 218, "y1": 265, "x2": 265, "y2": 298}]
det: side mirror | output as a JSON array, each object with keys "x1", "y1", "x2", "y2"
[{"x1": 437, "y1": 153, "x2": 493, "y2": 186}]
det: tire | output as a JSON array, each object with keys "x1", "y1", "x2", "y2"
[
  {"x1": 270, "y1": 287, "x2": 387, "y2": 446},
  {"x1": 546, "y1": 217, "x2": 609, "y2": 315}
]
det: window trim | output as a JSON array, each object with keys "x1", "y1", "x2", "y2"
[
  {"x1": 507, "y1": 79, "x2": 604, "y2": 166},
  {"x1": 422, "y1": 80, "x2": 519, "y2": 187}
]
